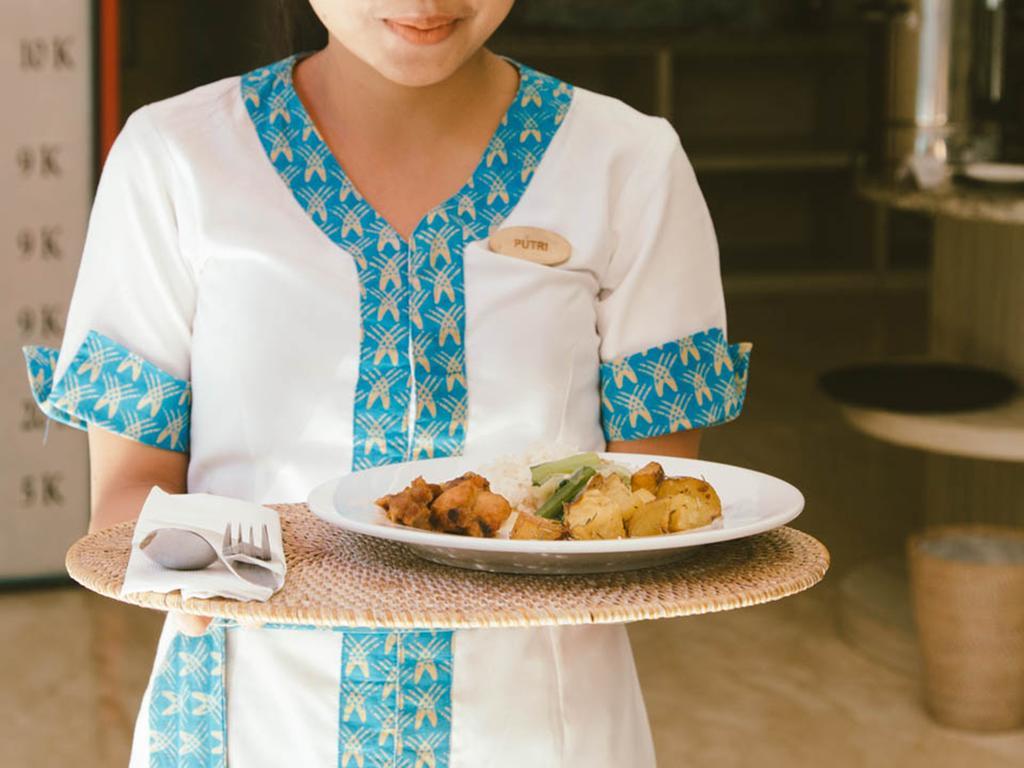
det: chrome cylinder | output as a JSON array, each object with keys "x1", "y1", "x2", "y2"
[{"x1": 864, "y1": 0, "x2": 975, "y2": 180}]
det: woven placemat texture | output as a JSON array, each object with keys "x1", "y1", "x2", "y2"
[{"x1": 66, "y1": 503, "x2": 829, "y2": 629}]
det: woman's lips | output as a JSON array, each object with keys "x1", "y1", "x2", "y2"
[{"x1": 384, "y1": 16, "x2": 459, "y2": 45}]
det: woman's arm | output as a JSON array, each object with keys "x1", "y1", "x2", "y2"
[
  {"x1": 595, "y1": 122, "x2": 749, "y2": 458},
  {"x1": 607, "y1": 430, "x2": 702, "y2": 460},
  {"x1": 88, "y1": 426, "x2": 188, "y2": 532},
  {"x1": 88, "y1": 425, "x2": 209, "y2": 635}
]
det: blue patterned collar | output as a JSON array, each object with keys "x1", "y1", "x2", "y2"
[
  {"x1": 242, "y1": 55, "x2": 573, "y2": 469},
  {"x1": 244, "y1": 53, "x2": 572, "y2": 246}
]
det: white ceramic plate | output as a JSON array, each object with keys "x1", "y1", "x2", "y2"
[
  {"x1": 307, "y1": 453, "x2": 805, "y2": 574},
  {"x1": 960, "y1": 162, "x2": 1024, "y2": 185}
]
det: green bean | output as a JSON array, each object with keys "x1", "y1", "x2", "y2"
[
  {"x1": 530, "y1": 452, "x2": 601, "y2": 486},
  {"x1": 536, "y1": 466, "x2": 596, "y2": 520}
]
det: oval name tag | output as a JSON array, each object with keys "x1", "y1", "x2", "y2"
[{"x1": 488, "y1": 226, "x2": 571, "y2": 266}]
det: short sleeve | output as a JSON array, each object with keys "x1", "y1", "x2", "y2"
[
  {"x1": 21, "y1": 107, "x2": 195, "y2": 452},
  {"x1": 597, "y1": 119, "x2": 751, "y2": 442}
]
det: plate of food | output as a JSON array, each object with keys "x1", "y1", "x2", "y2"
[{"x1": 307, "y1": 451, "x2": 805, "y2": 574}]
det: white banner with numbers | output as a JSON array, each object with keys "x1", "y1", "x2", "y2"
[{"x1": 1, "y1": 0, "x2": 93, "y2": 580}]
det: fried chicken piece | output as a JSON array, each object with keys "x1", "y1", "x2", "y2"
[
  {"x1": 469, "y1": 492, "x2": 513, "y2": 536},
  {"x1": 439, "y1": 471, "x2": 489, "y2": 493},
  {"x1": 630, "y1": 461, "x2": 665, "y2": 494},
  {"x1": 429, "y1": 477, "x2": 511, "y2": 537},
  {"x1": 378, "y1": 471, "x2": 515, "y2": 538},
  {"x1": 510, "y1": 511, "x2": 565, "y2": 541},
  {"x1": 376, "y1": 476, "x2": 439, "y2": 530}
]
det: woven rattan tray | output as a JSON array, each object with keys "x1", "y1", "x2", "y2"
[{"x1": 66, "y1": 503, "x2": 829, "y2": 629}]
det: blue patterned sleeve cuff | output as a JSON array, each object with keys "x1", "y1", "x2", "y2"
[
  {"x1": 22, "y1": 329, "x2": 191, "y2": 452},
  {"x1": 600, "y1": 327, "x2": 751, "y2": 442}
]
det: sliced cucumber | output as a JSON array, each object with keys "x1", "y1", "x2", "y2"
[
  {"x1": 536, "y1": 466, "x2": 596, "y2": 520},
  {"x1": 530, "y1": 452, "x2": 601, "y2": 486}
]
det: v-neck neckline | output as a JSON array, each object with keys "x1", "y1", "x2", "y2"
[
  {"x1": 283, "y1": 52, "x2": 528, "y2": 247},
  {"x1": 242, "y1": 54, "x2": 574, "y2": 469}
]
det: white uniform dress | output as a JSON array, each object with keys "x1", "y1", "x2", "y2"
[{"x1": 24, "y1": 54, "x2": 750, "y2": 768}]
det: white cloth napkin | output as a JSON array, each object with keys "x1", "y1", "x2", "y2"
[{"x1": 121, "y1": 487, "x2": 286, "y2": 602}]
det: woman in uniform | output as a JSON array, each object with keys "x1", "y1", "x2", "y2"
[{"x1": 24, "y1": 1, "x2": 750, "y2": 765}]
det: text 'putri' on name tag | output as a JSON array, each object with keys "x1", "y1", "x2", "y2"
[{"x1": 488, "y1": 226, "x2": 571, "y2": 266}]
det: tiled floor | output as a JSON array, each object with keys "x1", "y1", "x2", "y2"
[
  {"x1": 634, "y1": 587, "x2": 1024, "y2": 767},
  {"x1": 4, "y1": 287, "x2": 1023, "y2": 766},
  {"x1": 4, "y1": 584, "x2": 1024, "y2": 767}
]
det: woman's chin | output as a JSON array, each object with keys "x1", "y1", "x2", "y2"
[{"x1": 369, "y1": 40, "x2": 474, "y2": 87}]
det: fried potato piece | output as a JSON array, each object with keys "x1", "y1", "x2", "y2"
[
  {"x1": 624, "y1": 488, "x2": 656, "y2": 524},
  {"x1": 564, "y1": 493, "x2": 625, "y2": 539},
  {"x1": 510, "y1": 511, "x2": 565, "y2": 541},
  {"x1": 598, "y1": 474, "x2": 634, "y2": 518},
  {"x1": 668, "y1": 495, "x2": 716, "y2": 532},
  {"x1": 564, "y1": 474, "x2": 631, "y2": 540},
  {"x1": 376, "y1": 476, "x2": 438, "y2": 530},
  {"x1": 429, "y1": 478, "x2": 511, "y2": 537},
  {"x1": 659, "y1": 476, "x2": 722, "y2": 532},
  {"x1": 627, "y1": 497, "x2": 673, "y2": 537},
  {"x1": 628, "y1": 475, "x2": 724, "y2": 536},
  {"x1": 655, "y1": 477, "x2": 689, "y2": 499},
  {"x1": 630, "y1": 461, "x2": 665, "y2": 494},
  {"x1": 632, "y1": 489, "x2": 656, "y2": 503}
]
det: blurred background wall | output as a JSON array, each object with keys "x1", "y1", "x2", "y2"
[
  {"x1": 3, "y1": 1, "x2": 1023, "y2": 766},
  {"x1": 3, "y1": 0, "x2": 94, "y2": 582}
]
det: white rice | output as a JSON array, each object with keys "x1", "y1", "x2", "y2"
[
  {"x1": 479, "y1": 442, "x2": 580, "y2": 516},
  {"x1": 478, "y1": 443, "x2": 639, "y2": 538}
]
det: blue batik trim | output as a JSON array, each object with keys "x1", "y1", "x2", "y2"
[
  {"x1": 149, "y1": 624, "x2": 226, "y2": 767},
  {"x1": 22, "y1": 330, "x2": 191, "y2": 452},
  {"x1": 23, "y1": 345, "x2": 87, "y2": 430},
  {"x1": 339, "y1": 629, "x2": 454, "y2": 768},
  {"x1": 240, "y1": 56, "x2": 573, "y2": 469},
  {"x1": 238, "y1": 56, "x2": 569, "y2": 765},
  {"x1": 600, "y1": 327, "x2": 752, "y2": 441},
  {"x1": 241, "y1": 57, "x2": 410, "y2": 469},
  {"x1": 407, "y1": 69, "x2": 573, "y2": 462}
]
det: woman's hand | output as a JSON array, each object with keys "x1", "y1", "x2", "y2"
[{"x1": 88, "y1": 425, "x2": 198, "y2": 632}]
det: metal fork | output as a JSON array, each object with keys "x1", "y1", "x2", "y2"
[{"x1": 222, "y1": 523, "x2": 272, "y2": 561}]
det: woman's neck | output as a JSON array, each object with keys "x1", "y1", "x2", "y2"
[
  {"x1": 296, "y1": 40, "x2": 514, "y2": 155},
  {"x1": 290, "y1": 40, "x2": 520, "y2": 239}
]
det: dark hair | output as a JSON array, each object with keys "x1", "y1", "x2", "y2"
[{"x1": 275, "y1": 0, "x2": 329, "y2": 56}]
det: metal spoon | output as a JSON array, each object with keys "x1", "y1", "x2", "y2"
[{"x1": 139, "y1": 527, "x2": 219, "y2": 571}]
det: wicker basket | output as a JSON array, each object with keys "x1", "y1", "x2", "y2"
[{"x1": 908, "y1": 525, "x2": 1024, "y2": 731}]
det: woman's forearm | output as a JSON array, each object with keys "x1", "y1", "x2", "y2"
[
  {"x1": 607, "y1": 429, "x2": 703, "y2": 460},
  {"x1": 88, "y1": 481, "x2": 168, "y2": 533},
  {"x1": 87, "y1": 425, "x2": 189, "y2": 532}
]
